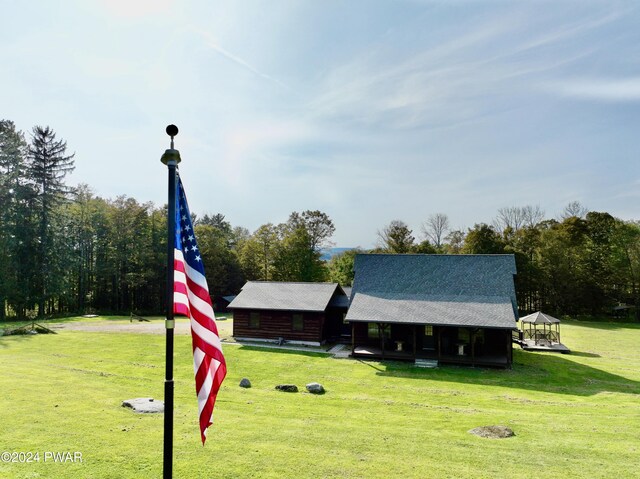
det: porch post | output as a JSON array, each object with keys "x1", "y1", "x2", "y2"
[
  {"x1": 471, "y1": 329, "x2": 475, "y2": 367},
  {"x1": 379, "y1": 323, "x2": 385, "y2": 359},
  {"x1": 437, "y1": 328, "x2": 442, "y2": 360},
  {"x1": 351, "y1": 322, "x2": 355, "y2": 355},
  {"x1": 412, "y1": 326, "x2": 417, "y2": 360}
]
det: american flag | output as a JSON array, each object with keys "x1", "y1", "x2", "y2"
[{"x1": 173, "y1": 173, "x2": 227, "y2": 444}]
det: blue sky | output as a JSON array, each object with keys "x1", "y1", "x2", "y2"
[{"x1": 2, "y1": 0, "x2": 639, "y2": 247}]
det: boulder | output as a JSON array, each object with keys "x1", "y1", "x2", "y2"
[
  {"x1": 122, "y1": 398, "x2": 164, "y2": 414},
  {"x1": 275, "y1": 384, "x2": 298, "y2": 393},
  {"x1": 468, "y1": 425, "x2": 515, "y2": 439},
  {"x1": 305, "y1": 382, "x2": 325, "y2": 394},
  {"x1": 239, "y1": 378, "x2": 252, "y2": 388}
]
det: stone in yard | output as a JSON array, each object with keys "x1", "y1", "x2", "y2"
[
  {"x1": 122, "y1": 398, "x2": 164, "y2": 413},
  {"x1": 239, "y1": 378, "x2": 252, "y2": 388},
  {"x1": 468, "y1": 425, "x2": 515, "y2": 439},
  {"x1": 275, "y1": 384, "x2": 298, "y2": 393},
  {"x1": 305, "y1": 382, "x2": 325, "y2": 394}
]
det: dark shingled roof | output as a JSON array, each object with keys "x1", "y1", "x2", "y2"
[
  {"x1": 228, "y1": 281, "x2": 347, "y2": 312},
  {"x1": 346, "y1": 254, "x2": 518, "y2": 329}
]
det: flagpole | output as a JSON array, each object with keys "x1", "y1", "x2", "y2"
[{"x1": 161, "y1": 124, "x2": 181, "y2": 479}]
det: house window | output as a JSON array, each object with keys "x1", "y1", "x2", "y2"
[
  {"x1": 292, "y1": 313, "x2": 304, "y2": 332},
  {"x1": 249, "y1": 312, "x2": 260, "y2": 329},
  {"x1": 424, "y1": 325, "x2": 433, "y2": 336},
  {"x1": 368, "y1": 323, "x2": 380, "y2": 339}
]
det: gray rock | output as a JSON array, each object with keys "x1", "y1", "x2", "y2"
[
  {"x1": 468, "y1": 425, "x2": 515, "y2": 439},
  {"x1": 275, "y1": 384, "x2": 298, "y2": 393},
  {"x1": 239, "y1": 378, "x2": 252, "y2": 388},
  {"x1": 305, "y1": 382, "x2": 325, "y2": 394},
  {"x1": 122, "y1": 398, "x2": 164, "y2": 413}
]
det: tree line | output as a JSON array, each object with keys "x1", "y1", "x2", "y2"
[
  {"x1": 0, "y1": 121, "x2": 335, "y2": 319},
  {"x1": 1, "y1": 120, "x2": 638, "y2": 320}
]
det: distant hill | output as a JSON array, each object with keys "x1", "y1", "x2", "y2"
[{"x1": 320, "y1": 247, "x2": 356, "y2": 261}]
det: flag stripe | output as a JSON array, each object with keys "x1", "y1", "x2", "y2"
[
  {"x1": 184, "y1": 261, "x2": 208, "y2": 290},
  {"x1": 191, "y1": 330, "x2": 226, "y2": 365},
  {"x1": 190, "y1": 318, "x2": 224, "y2": 354},
  {"x1": 172, "y1": 174, "x2": 226, "y2": 445}
]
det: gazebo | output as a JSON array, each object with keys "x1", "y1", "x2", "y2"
[
  {"x1": 518, "y1": 312, "x2": 570, "y2": 353},
  {"x1": 520, "y1": 312, "x2": 561, "y2": 346}
]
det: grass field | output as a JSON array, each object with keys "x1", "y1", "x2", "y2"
[{"x1": 0, "y1": 318, "x2": 639, "y2": 478}]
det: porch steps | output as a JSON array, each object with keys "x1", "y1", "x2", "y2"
[
  {"x1": 414, "y1": 358, "x2": 439, "y2": 368},
  {"x1": 327, "y1": 344, "x2": 350, "y2": 358}
]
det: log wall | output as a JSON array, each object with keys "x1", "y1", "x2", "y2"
[{"x1": 233, "y1": 309, "x2": 326, "y2": 343}]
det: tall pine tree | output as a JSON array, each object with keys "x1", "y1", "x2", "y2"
[{"x1": 27, "y1": 126, "x2": 75, "y2": 317}]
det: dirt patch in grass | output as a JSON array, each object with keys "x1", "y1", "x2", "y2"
[{"x1": 469, "y1": 425, "x2": 516, "y2": 439}]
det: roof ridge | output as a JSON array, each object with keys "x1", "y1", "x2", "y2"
[{"x1": 356, "y1": 291, "x2": 511, "y2": 297}]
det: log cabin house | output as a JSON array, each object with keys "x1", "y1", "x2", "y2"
[
  {"x1": 229, "y1": 281, "x2": 349, "y2": 346},
  {"x1": 346, "y1": 254, "x2": 518, "y2": 368}
]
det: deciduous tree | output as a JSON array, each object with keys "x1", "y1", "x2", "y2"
[
  {"x1": 327, "y1": 249, "x2": 362, "y2": 286},
  {"x1": 422, "y1": 213, "x2": 450, "y2": 249},
  {"x1": 462, "y1": 224, "x2": 504, "y2": 254}
]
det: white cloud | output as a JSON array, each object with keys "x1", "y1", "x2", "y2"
[
  {"x1": 191, "y1": 27, "x2": 291, "y2": 91},
  {"x1": 548, "y1": 78, "x2": 640, "y2": 101},
  {"x1": 302, "y1": 2, "x2": 634, "y2": 138}
]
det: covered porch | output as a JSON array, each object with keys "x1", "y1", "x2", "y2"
[{"x1": 350, "y1": 322, "x2": 513, "y2": 368}]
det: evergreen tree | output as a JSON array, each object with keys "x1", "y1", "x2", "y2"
[
  {"x1": 0, "y1": 120, "x2": 30, "y2": 318},
  {"x1": 377, "y1": 220, "x2": 415, "y2": 253},
  {"x1": 26, "y1": 126, "x2": 75, "y2": 316},
  {"x1": 65, "y1": 185, "x2": 114, "y2": 313}
]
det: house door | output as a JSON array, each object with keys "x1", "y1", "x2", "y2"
[{"x1": 423, "y1": 325, "x2": 435, "y2": 350}]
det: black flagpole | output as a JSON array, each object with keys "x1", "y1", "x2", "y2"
[{"x1": 161, "y1": 125, "x2": 181, "y2": 479}]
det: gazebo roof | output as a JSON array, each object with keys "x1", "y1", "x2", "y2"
[{"x1": 520, "y1": 312, "x2": 561, "y2": 324}]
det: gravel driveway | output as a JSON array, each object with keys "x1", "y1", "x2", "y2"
[{"x1": 48, "y1": 317, "x2": 234, "y2": 338}]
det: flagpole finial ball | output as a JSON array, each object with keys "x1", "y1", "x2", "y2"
[
  {"x1": 166, "y1": 124, "x2": 179, "y2": 137},
  {"x1": 161, "y1": 124, "x2": 182, "y2": 165}
]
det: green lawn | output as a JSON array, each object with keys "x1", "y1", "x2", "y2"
[{"x1": 0, "y1": 318, "x2": 638, "y2": 478}]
